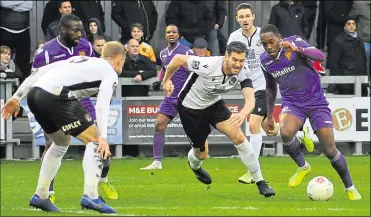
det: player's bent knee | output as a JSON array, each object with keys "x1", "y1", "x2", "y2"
[
  {"x1": 231, "y1": 131, "x2": 246, "y2": 145},
  {"x1": 154, "y1": 120, "x2": 168, "y2": 132},
  {"x1": 249, "y1": 123, "x2": 261, "y2": 134},
  {"x1": 279, "y1": 127, "x2": 295, "y2": 143},
  {"x1": 76, "y1": 125, "x2": 98, "y2": 145}
]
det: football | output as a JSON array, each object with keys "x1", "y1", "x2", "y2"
[{"x1": 307, "y1": 176, "x2": 334, "y2": 201}]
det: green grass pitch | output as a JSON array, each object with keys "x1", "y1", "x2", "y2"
[{"x1": 1, "y1": 156, "x2": 370, "y2": 216}]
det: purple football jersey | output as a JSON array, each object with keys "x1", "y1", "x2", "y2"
[
  {"x1": 32, "y1": 36, "x2": 94, "y2": 68},
  {"x1": 159, "y1": 42, "x2": 194, "y2": 97},
  {"x1": 260, "y1": 35, "x2": 327, "y2": 107}
]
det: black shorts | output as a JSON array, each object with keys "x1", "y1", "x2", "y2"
[
  {"x1": 178, "y1": 99, "x2": 231, "y2": 151},
  {"x1": 252, "y1": 90, "x2": 267, "y2": 117},
  {"x1": 27, "y1": 87, "x2": 94, "y2": 137}
]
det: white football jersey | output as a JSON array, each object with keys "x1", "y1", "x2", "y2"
[
  {"x1": 228, "y1": 27, "x2": 266, "y2": 91},
  {"x1": 33, "y1": 56, "x2": 118, "y2": 99},
  {"x1": 179, "y1": 56, "x2": 251, "y2": 110}
]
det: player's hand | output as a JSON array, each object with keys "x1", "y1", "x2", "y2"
[
  {"x1": 162, "y1": 80, "x2": 174, "y2": 97},
  {"x1": 279, "y1": 41, "x2": 300, "y2": 52},
  {"x1": 134, "y1": 74, "x2": 142, "y2": 82},
  {"x1": 1, "y1": 97, "x2": 20, "y2": 120},
  {"x1": 228, "y1": 113, "x2": 246, "y2": 127},
  {"x1": 96, "y1": 137, "x2": 111, "y2": 160},
  {"x1": 263, "y1": 116, "x2": 276, "y2": 136}
]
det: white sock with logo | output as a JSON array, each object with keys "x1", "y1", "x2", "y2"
[{"x1": 83, "y1": 142, "x2": 103, "y2": 199}]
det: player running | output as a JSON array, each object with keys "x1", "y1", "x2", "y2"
[
  {"x1": 162, "y1": 41, "x2": 275, "y2": 197},
  {"x1": 259, "y1": 24, "x2": 361, "y2": 200},
  {"x1": 228, "y1": 3, "x2": 314, "y2": 185},
  {"x1": 32, "y1": 14, "x2": 118, "y2": 201},
  {"x1": 2, "y1": 42, "x2": 126, "y2": 213},
  {"x1": 140, "y1": 24, "x2": 194, "y2": 170}
]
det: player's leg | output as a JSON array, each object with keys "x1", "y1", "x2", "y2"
[
  {"x1": 262, "y1": 118, "x2": 314, "y2": 152},
  {"x1": 141, "y1": 97, "x2": 178, "y2": 170},
  {"x1": 239, "y1": 91, "x2": 268, "y2": 183},
  {"x1": 26, "y1": 87, "x2": 68, "y2": 212},
  {"x1": 238, "y1": 114, "x2": 264, "y2": 184},
  {"x1": 279, "y1": 109, "x2": 312, "y2": 187},
  {"x1": 212, "y1": 100, "x2": 274, "y2": 197},
  {"x1": 178, "y1": 104, "x2": 212, "y2": 184},
  {"x1": 41, "y1": 133, "x2": 57, "y2": 203},
  {"x1": 309, "y1": 107, "x2": 361, "y2": 200},
  {"x1": 80, "y1": 98, "x2": 118, "y2": 200}
]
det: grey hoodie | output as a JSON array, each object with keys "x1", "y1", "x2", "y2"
[{"x1": 349, "y1": 1, "x2": 370, "y2": 42}]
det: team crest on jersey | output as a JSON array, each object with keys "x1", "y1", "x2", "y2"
[
  {"x1": 84, "y1": 113, "x2": 92, "y2": 122},
  {"x1": 256, "y1": 39, "x2": 262, "y2": 47},
  {"x1": 229, "y1": 77, "x2": 237, "y2": 85},
  {"x1": 112, "y1": 82, "x2": 117, "y2": 91},
  {"x1": 79, "y1": 51, "x2": 85, "y2": 56},
  {"x1": 284, "y1": 51, "x2": 292, "y2": 60},
  {"x1": 191, "y1": 60, "x2": 200, "y2": 70}
]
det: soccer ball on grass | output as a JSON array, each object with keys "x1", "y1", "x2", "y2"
[{"x1": 307, "y1": 176, "x2": 334, "y2": 201}]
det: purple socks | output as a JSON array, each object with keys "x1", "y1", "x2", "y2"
[{"x1": 153, "y1": 132, "x2": 165, "y2": 161}]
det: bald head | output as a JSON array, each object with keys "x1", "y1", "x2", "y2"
[{"x1": 127, "y1": 39, "x2": 139, "y2": 56}]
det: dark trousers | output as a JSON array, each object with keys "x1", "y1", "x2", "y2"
[
  {"x1": 305, "y1": 8, "x2": 317, "y2": 40},
  {"x1": 0, "y1": 28, "x2": 31, "y2": 78}
]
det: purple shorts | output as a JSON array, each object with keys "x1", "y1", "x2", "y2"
[
  {"x1": 281, "y1": 102, "x2": 333, "y2": 132},
  {"x1": 158, "y1": 96, "x2": 179, "y2": 119},
  {"x1": 80, "y1": 97, "x2": 96, "y2": 121}
]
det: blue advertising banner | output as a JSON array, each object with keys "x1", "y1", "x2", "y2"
[{"x1": 21, "y1": 99, "x2": 123, "y2": 146}]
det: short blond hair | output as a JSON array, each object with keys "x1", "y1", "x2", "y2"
[{"x1": 101, "y1": 41, "x2": 127, "y2": 59}]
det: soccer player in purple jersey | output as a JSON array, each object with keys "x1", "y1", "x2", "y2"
[
  {"x1": 259, "y1": 24, "x2": 361, "y2": 200},
  {"x1": 32, "y1": 14, "x2": 118, "y2": 201},
  {"x1": 141, "y1": 24, "x2": 194, "y2": 170}
]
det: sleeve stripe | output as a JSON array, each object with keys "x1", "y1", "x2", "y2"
[{"x1": 45, "y1": 50, "x2": 49, "y2": 65}]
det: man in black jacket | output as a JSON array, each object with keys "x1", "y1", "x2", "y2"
[
  {"x1": 316, "y1": 0, "x2": 353, "y2": 67},
  {"x1": 268, "y1": 0, "x2": 309, "y2": 40},
  {"x1": 300, "y1": 0, "x2": 318, "y2": 40},
  {"x1": 165, "y1": 1, "x2": 214, "y2": 45},
  {"x1": 205, "y1": 1, "x2": 227, "y2": 55},
  {"x1": 112, "y1": 0, "x2": 158, "y2": 45},
  {"x1": 120, "y1": 39, "x2": 157, "y2": 97},
  {"x1": 45, "y1": 0, "x2": 72, "y2": 42},
  {"x1": 329, "y1": 17, "x2": 368, "y2": 96}
]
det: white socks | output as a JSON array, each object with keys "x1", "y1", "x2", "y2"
[
  {"x1": 234, "y1": 138, "x2": 264, "y2": 182},
  {"x1": 35, "y1": 143, "x2": 68, "y2": 199},
  {"x1": 188, "y1": 149, "x2": 203, "y2": 170},
  {"x1": 250, "y1": 133, "x2": 263, "y2": 158},
  {"x1": 83, "y1": 142, "x2": 103, "y2": 199}
]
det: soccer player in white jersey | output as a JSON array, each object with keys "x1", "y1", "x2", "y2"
[
  {"x1": 1, "y1": 42, "x2": 126, "y2": 213},
  {"x1": 162, "y1": 41, "x2": 275, "y2": 197},
  {"x1": 228, "y1": 3, "x2": 315, "y2": 184}
]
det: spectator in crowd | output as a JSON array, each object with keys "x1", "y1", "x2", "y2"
[
  {"x1": 165, "y1": 1, "x2": 213, "y2": 47},
  {"x1": 72, "y1": 0, "x2": 106, "y2": 34},
  {"x1": 268, "y1": 0, "x2": 309, "y2": 40},
  {"x1": 328, "y1": 17, "x2": 368, "y2": 96},
  {"x1": 349, "y1": 1, "x2": 370, "y2": 66},
  {"x1": 42, "y1": 0, "x2": 105, "y2": 36},
  {"x1": 120, "y1": 39, "x2": 157, "y2": 97},
  {"x1": 0, "y1": 1, "x2": 33, "y2": 79},
  {"x1": 192, "y1": 37, "x2": 210, "y2": 57},
  {"x1": 205, "y1": 1, "x2": 227, "y2": 56},
  {"x1": 112, "y1": 0, "x2": 158, "y2": 45},
  {"x1": 45, "y1": 0, "x2": 72, "y2": 42},
  {"x1": 300, "y1": 0, "x2": 318, "y2": 40},
  {"x1": 129, "y1": 23, "x2": 156, "y2": 63},
  {"x1": 86, "y1": 18, "x2": 111, "y2": 43},
  {"x1": 92, "y1": 35, "x2": 106, "y2": 57},
  {"x1": 316, "y1": 0, "x2": 353, "y2": 67},
  {"x1": 0, "y1": 45, "x2": 23, "y2": 80}
]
